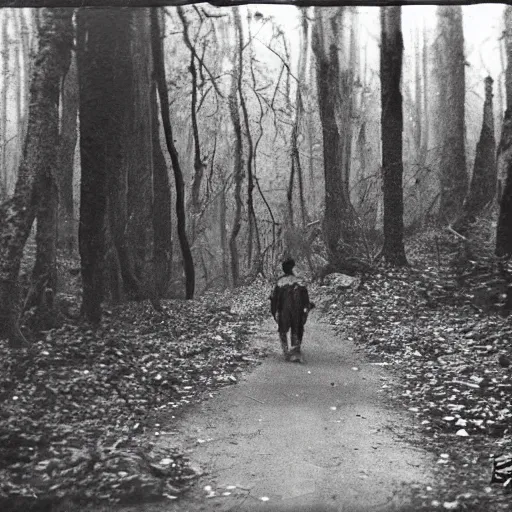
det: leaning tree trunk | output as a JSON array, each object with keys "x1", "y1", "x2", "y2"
[
  {"x1": 312, "y1": 7, "x2": 356, "y2": 260},
  {"x1": 380, "y1": 6, "x2": 407, "y2": 266},
  {"x1": 151, "y1": 80, "x2": 172, "y2": 298},
  {"x1": 0, "y1": 8, "x2": 73, "y2": 346},
  {"x1": 462, "y1": 77, "x2": 497, "y2": 219},
  {"x1": 434, "y1": 5, "x2": 468, "y2": 223},
  {"x1": 151, "y1": 8, "x2": 194, "y2": 299}
]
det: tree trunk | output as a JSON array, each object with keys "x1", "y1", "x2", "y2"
[
  {"x1": 312, "y1": 7, "x2": 356, "y2": 259},
  {"x1": 496, "y1": 9, "x2": 512, "y2": 258},
  {"x1": 13, "y1": 12, "x2": 23, "y2": 185},
  {"x1": 505, "y1": 6, "x2": 512, "y2": 112},
  {"x1": 151, "y1": 8, "x2": 195, "y2": 299},
  {"x1": 463, "y1": 77, "x2": 497, "y2": 219},
  {"x1": 219, "y1": 184, "x2": 229, "y2": 287},
  {"x1": 498, "y1": 5, "x2": 512, "y2": 200},
  {"x1": 125, "y1": 8, "x2": 155, "y2": 299},
  {"x1": 434, "y1": 5, "x2": 468, "y2": 223},
  {"x1": 421, "y1": 19, "x2": 429, "y2": 164},
  {"x1": 238, "y1": 22, "x2": 257, "y2": 270},
  {"x1": 0, "y1": 8, "x2": 73, "y2": 346},
  {"x1": 57, "y1": 50, "x2": 78, "y2": 253},
  {"x1": 290, "y1": 9, "x2": 309, "y2": 229},
  {"x1": 77, "y1": 7, "x2": 121, "y2": 323},
  {"x1": 151, "y1": 81, "x2": 172, "y2": 298},
  {"x1": 18, "y1": 10, "x2": 31, "y2": 148},
  {"x1": 380, "y1": 6, "x2": 407, "y2": 266},
  {"x1": 1, "y1": 12, "x2": 9, "y2": 200},
  {"x1": 496, "y1": 110, "x2": 512, "y2": 257},
  {"x1": 177, "y1": 6, "x2": 204, "y2": 227},
  {"x1": 229, "y1": 7, "x2": 244, "y2": 287},
  {"x1": 25, "y1": 157, "x2": 60, "y2": 328}
]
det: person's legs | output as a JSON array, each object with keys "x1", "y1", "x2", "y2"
[
  {"x1": 297, "y1": 323, "x2": 304, "y2": 347},
  {"x1": 279, "y1": 331, "x2": 289, "y2": 359}
]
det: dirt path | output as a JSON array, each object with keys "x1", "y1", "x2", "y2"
[{"x1": 134, "y1": 313, "x2": 432, "y2": 512}]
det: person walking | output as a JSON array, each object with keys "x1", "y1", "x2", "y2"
[{"x1": 270, "y1": 258, "x2": 314, "y2": 362}]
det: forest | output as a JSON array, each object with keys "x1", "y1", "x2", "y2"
[{"x1": 2, "y1": 2, "x2": 512, "y2": 511}]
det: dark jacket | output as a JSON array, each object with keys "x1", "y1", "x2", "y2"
[{"x1": 270, "y1": 274, "x2": 312, "y2": 332}]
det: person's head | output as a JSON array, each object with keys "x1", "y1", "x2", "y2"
[{"x1": 282, "y1": 257, "x2": 295, "y2": 275}]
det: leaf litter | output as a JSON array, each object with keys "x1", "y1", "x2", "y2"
[
  {"x1": 318, "y1": 226, "x2": 512, "y2": 511},
  {"x1": 0, "y1": 281, "x2": 269, "y2": 510}
]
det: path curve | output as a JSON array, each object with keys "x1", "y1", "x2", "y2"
[{"x1": 152, "y1": 313, "x2": 433, "y2": 512}]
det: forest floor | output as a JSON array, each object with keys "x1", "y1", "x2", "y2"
[
  {"x1": 2, "y1": 220, "x2": 512, "y2": 511},
  {"x1": 89, "y1": 314, "x2": 433, "y2": 512}
]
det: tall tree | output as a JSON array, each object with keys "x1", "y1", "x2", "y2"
[
  {"x1": 151, "y1": 8, "x2": 195, "y2": 298},
  {"x1": 124, "y1": 9, "x2": 157, "y2": 300},
  {"x1": 434, "y1": 5, "x2": 468, "y2": 223},
  {"x1": 77, "y1": 7, "x2": 127, "y2": 323},
  {"x1": 463, "y1": 77, "x2": 497, "y2": 219},
  {"x1": 0, "y1": 8, "x2": 73, "y2": 345},
  {"x1": 380, "y1": 6, "x2": 407, "y2": 266},
  {"x1": 289, "y1": 8, "x2": 309, "y2": 229},
  {"x1": 312, "y1": 7, "x2": 356, "y2": 260}
]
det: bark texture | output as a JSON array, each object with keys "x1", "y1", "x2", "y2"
[
  {"x1": 498, "y1": 5, "x2": 512, "y2": 199},
  {"x1": 125, "y1": 9, "x2": 155, "y2": 299},
  {"x1": 312, "y1": 7, "x2": 356, "y2": 259},
  {"x1": 434, "y1": 5, "x2": 468, "y2": 223},
  {"x1": 77, "y1": 8, "x2": 122, "y2": 323},
  {"x1": 0, "y1": 8, "x2": 73, "y2": 345},
  {"x1": 496, "y1": 110, "x2": 512, "y2": 258},
  {"x1": 496, "y1": 6, "x2": 512, "y2": 258},
  {"x1": 380, "y1": 6, "x2": 407, "y2": 266}
]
